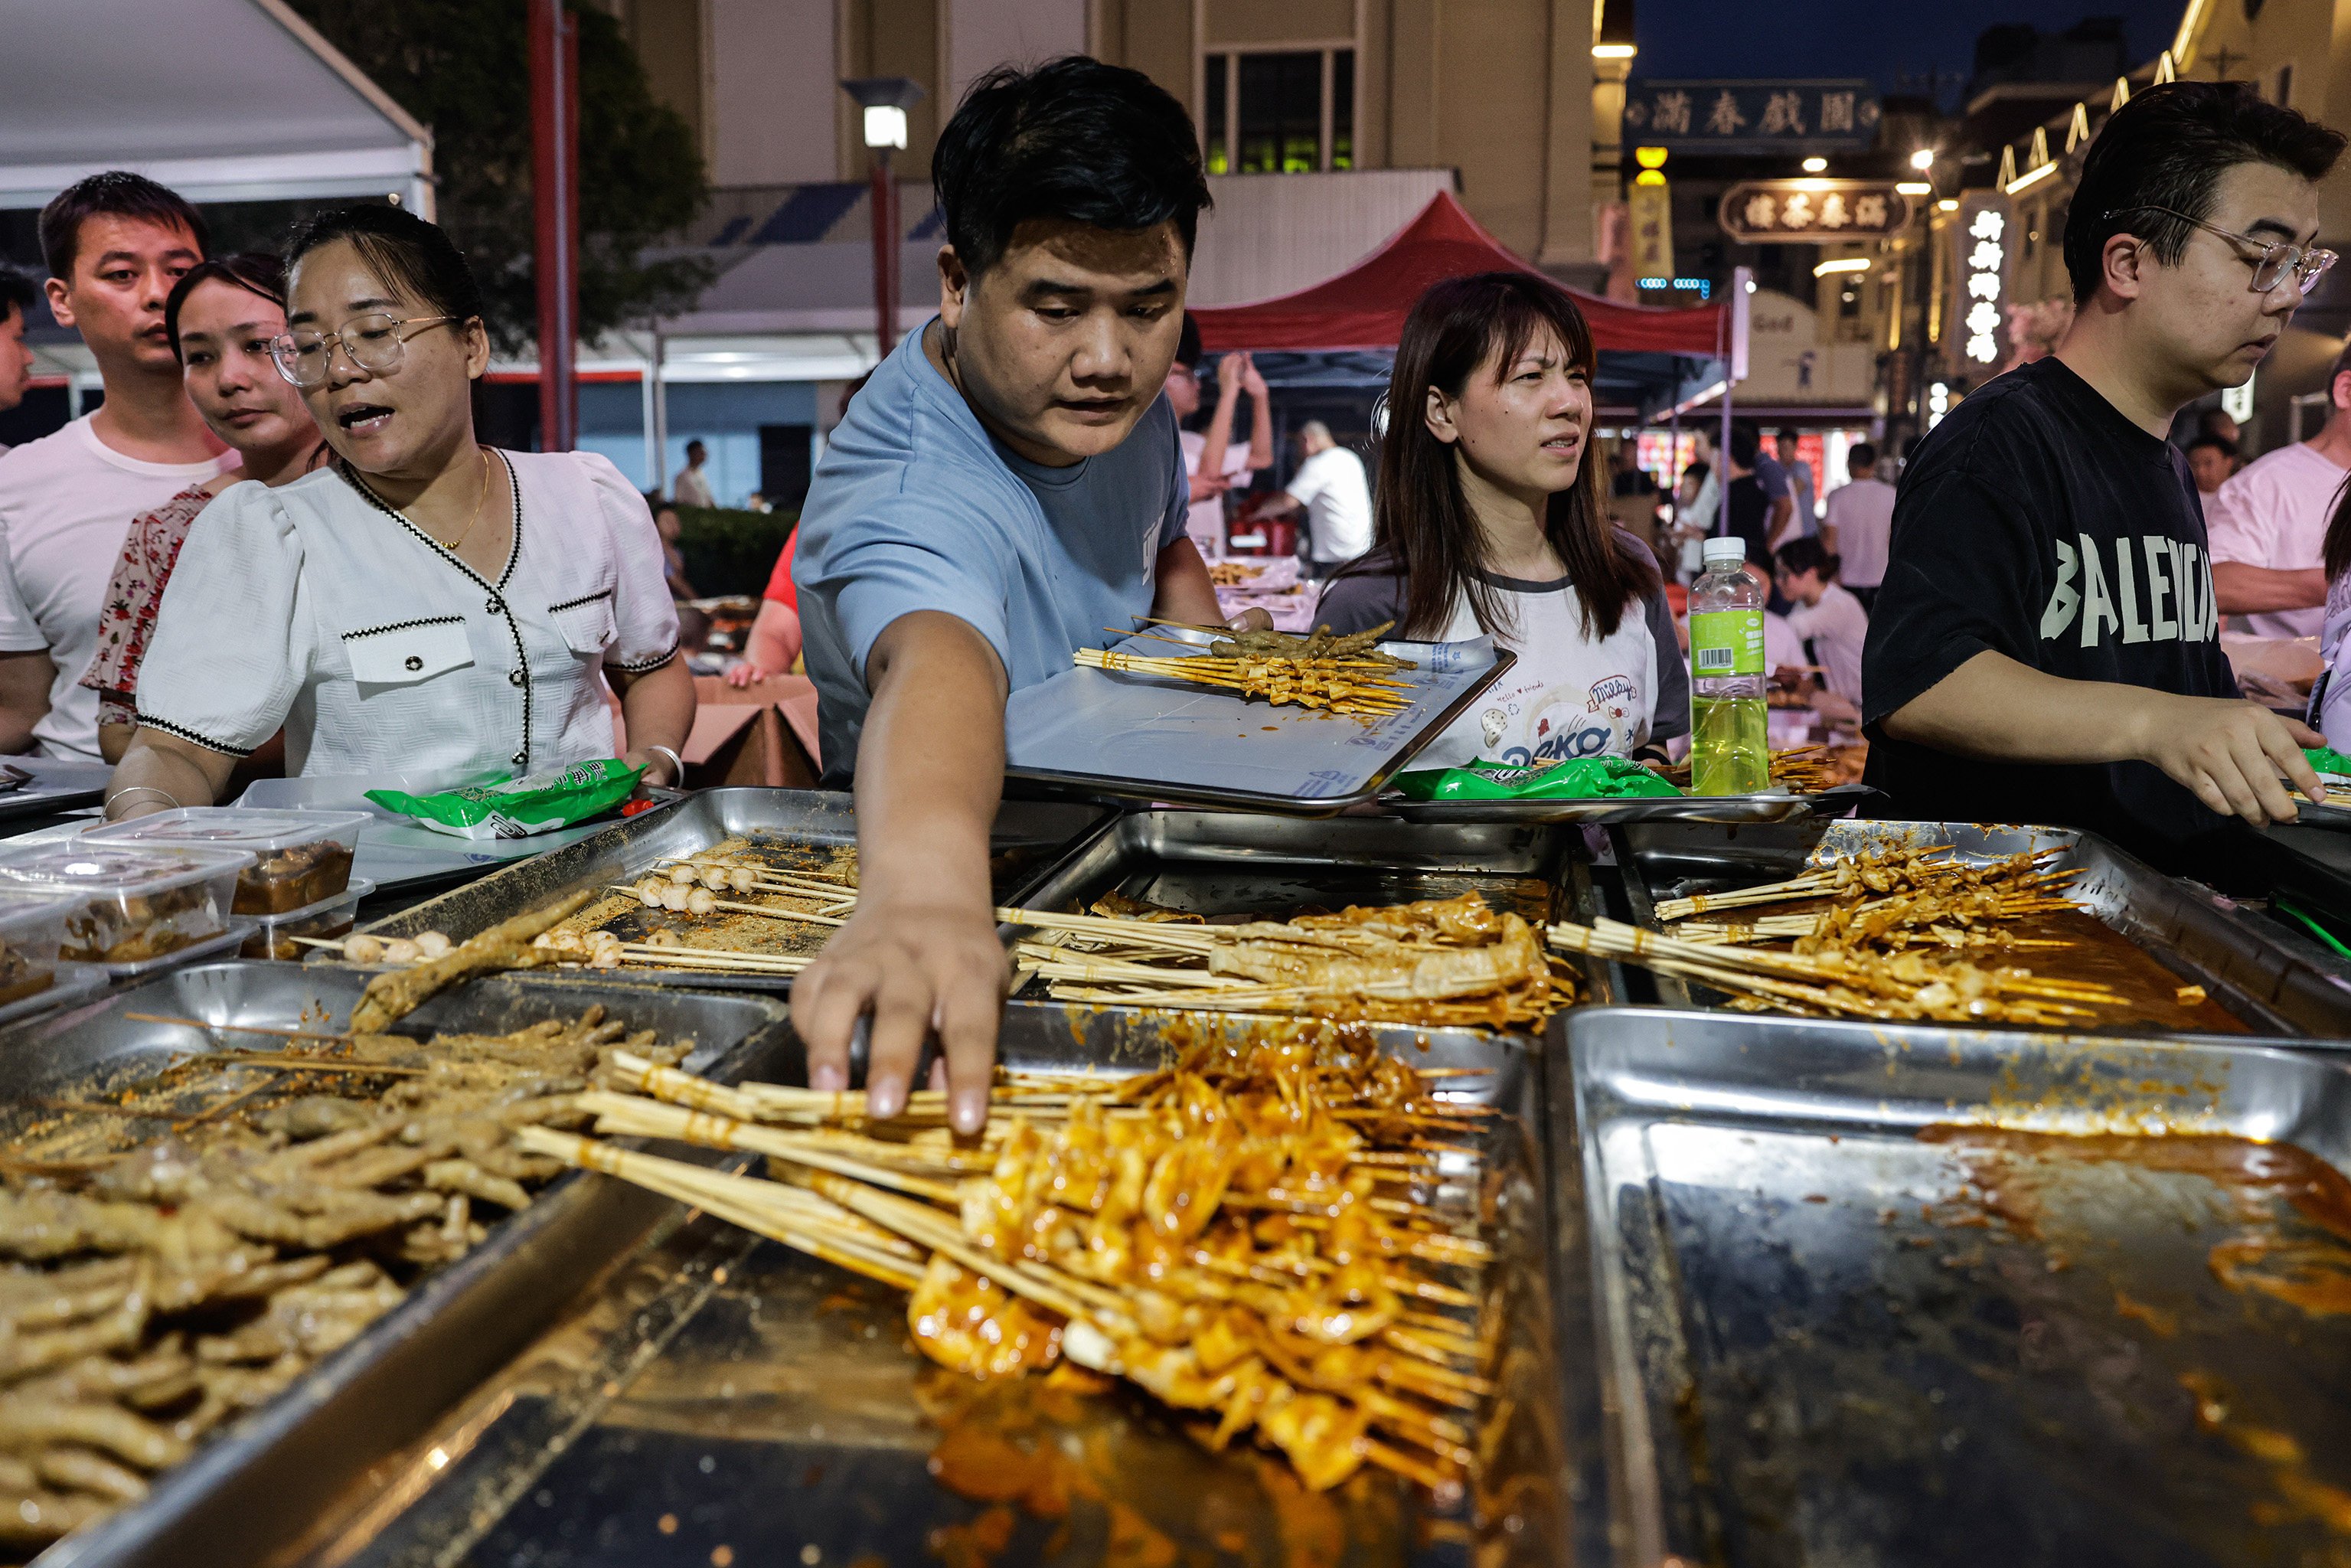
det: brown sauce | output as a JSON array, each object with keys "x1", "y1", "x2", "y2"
[{"x1": 2000, "y1": 910, "x2": 2249, "y2": 1034}]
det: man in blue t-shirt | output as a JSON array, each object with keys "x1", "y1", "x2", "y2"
[{"x1": 789, "y1": 58, "x2": 1250, "y2": 1135}]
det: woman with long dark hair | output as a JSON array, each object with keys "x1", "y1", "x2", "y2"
[{"x1": 1318, "y1": 271, "x2": 1684, "y2": 766}]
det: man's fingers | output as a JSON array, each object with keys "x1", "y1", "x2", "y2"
[
  {"x1": 790, "y1": 956, "x2": 869, "y2": 1092},
  {"x1": 862, "y1": 979, "x2": 936, "y2": 1120},
  {"x1": 2287, "y1": 716, "x2": 2327, "y2": 749},
  {"x1": 935, "y1": 954, "x2": 1007, "y2": 1135},
  {"x1": 2268, "y1": 720, "x2": 2325, "y2": 800},
  {"x1": 2207, "y1": 749, "x2": 2275, "y2": 825}
]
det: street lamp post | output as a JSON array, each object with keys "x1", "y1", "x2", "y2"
[
  {"x1": 529, "y1": 0, "x2": 580, "y2": 452},
  {"x1": 841, "y1": 77, "x2": 926, "y2": 357}
]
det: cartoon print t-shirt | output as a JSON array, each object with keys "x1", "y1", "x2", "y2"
[{"x1": 1314, "y1": 538, "x2": 1688, "y2": 769}]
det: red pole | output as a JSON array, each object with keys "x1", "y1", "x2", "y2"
[
  {"x1": 870, "y1": 153, "x2": 897, "y2": 354},
  {"x1": 530, "y1": 0, "x2": 580, "y2": 451}
]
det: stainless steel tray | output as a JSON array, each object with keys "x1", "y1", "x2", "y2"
[
  {"x1": 1004, "y1": 646, "x2": 1517, "y2": 817},
  {"x1": 351, "y1": 789, "x2": 1115, "y2": 992},
  {"x1": 21, "y1": 962, "x2": 794, "y2": 1568},
  {"x1": 1380, "y1": 781, "x2": 1875, "y2": 825},
  {"x1": 1611, "y1": 817, "x2": 2351, "y2": 1036},
  {"x1": 0, "y1": 756, "x2": 111, "y2": 823},
  {"x1": 1551, "y1": 1006, "x2": 2351, "y2": 1567},
  {"x1": 267, "y1": 1001, "x2": 1566, "y2": 1568},
  {"x1": 1008, "y1": 807, "x2": 1624, "y2": 1005}
]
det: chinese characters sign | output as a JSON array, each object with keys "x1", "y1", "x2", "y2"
[
  {"x1": 1716, "y1": 181, "x2": 1912, "y2": 243},
  {"x1": 1957, "y1": 194, "x2": 2010, "y2": 366},
  {"x1": 1622, "y1": 80, "x2": 1880, "y2": 152}
]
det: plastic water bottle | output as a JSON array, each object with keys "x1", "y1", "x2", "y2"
[{"x1": 1687, "y1": 536, "x2": 1769, "y2": 795}]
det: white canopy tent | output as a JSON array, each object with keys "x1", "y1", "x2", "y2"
[{"x1": 0, "y1": 0, "x2": 431, "y2": 214}]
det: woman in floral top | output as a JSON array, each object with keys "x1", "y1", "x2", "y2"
[{"x1": 83, "y1": 253, "x2": 325, "y2": 763}]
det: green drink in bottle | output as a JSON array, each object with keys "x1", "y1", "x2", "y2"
[{"x1": 1687, "y1": 536, "x2": 1769, "y2": 795}]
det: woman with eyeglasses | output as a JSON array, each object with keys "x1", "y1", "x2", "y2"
[
  {"x1": 81, "y1": 253, "x2": 327, "y2": 767},
  {"x1": 104, "y1": 204, "x2": 692, "y2": 818}
]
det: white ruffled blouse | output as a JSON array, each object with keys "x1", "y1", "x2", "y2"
[{"x1": 136, "y1": 448, "x2": 678, "y2": 778}]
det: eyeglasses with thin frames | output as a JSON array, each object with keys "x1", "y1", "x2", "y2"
[
  {"x1": 2108, "y1": 206, "x2": 2338, "y2": 297},
  {"x1": 269, "y1": 313, "x2": 460, "y2": 390}
]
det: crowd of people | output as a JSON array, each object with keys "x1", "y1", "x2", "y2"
[
  {"x1": 0, "y1": 57, "x2": 2338, "y2": 1129},
  {"x1": 0, "y1": 171, "x2": 694, "y2": 815}
]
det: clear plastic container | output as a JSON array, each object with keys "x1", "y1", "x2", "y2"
[
  {"x1": 1687, "y1": 537, "x2": 1771, "y2": 796},
  {"x1": 83, "y1": 808, "x2": 368, "y2": 915},
  {"x1": 240, "y1": 878, "x2": 374, "y2": 961},
  {"x1": 0, "y1": 899, "x2": 67, "y2": 1009},
  {"x1": 0, "y1": 842, "x2": 255, "y2": 966}
]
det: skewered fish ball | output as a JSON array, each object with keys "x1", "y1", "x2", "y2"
[
  {"x1": 382, "y1": 938, "x2": 421, "y2": 965},
  {"x1": 413, "y1": 932, "x2": 452, "y2": 959},
  {"x1": 729, "y1": 868, "x2": 759, "y2": 893},
  {"x1": 700, "y1": 867, "x2": 730, "y2": 891},
  {"x1": 344, "y1": 933, "x2": 386, "y2": 965},
  {"x1": 684, "y1": 889, "x2": 717, "y2": 916},
  {"x1": 635, "y1": 879, "x2": 665, "y2": 908},
  {"x1": 666, "y1": 864, "x2": 699, "y2": 885},
  {"x1": 644, "y1": 928, "x2": 684, "y2": 949}
]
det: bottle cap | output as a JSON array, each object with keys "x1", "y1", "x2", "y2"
[{"x1": 1702, "y1": 536, "x2": 1746, "y2": 564}]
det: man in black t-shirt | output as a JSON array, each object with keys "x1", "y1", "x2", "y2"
[{"x1": 1863, "y1": 82, "x2": 2343, "y2": 877}]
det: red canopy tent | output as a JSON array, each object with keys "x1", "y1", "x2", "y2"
[{"x1": 1192, "y1": 190, "x2": 1728, "y2": 357}]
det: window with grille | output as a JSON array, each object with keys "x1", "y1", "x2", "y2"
[{"x1": 1200, "y1": 47, "x2": 1357, "y2": 175}]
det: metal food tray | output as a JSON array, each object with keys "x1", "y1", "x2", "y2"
[
  {"x1": 0, "y1": 756, "x2": 112, "y2": 824},
  {"x1": 22, "y1": 962, "x2": 795, "y2": 1568},
  {"x1": 1611, "y1": 817, "x2": 2351, "y2": 1036},
  {"x1": 350, "y1": 789, "x2": 1115, "y2": 992},
  {"x1": 1381, "y1": 781, "x2": 1876, "y2": 825},
  {"x1": 1003, "y1": 632, "x2": 1518, "y2": 817},
  {"x1": 263, "y1": 1001, "x2": 1568, "y2": 1568},
  {"x1": 1007, "y1": 807, "x2": 1623, "y2": 1006},
  {"x1": 1551, "y1": 1006, "x2": 2351, "y2": 1567}
]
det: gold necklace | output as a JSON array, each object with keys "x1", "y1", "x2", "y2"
[{"x1": 411, "y1": 447, "x2": 493, "y2": 554}]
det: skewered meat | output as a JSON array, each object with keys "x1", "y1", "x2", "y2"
[{"x1": 347, "y1": 890, "x2": 593, "y2": 1032}]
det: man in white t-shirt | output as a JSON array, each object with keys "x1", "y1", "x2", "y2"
[
  {"x1": 1820, "y1": 439, "x2": 1896, "y2": 611},
  {"x1": 0, "y1": 173, "x2": 232, "y2": 762},
  {"x1": 1164, "y1": 318, "x2": 1270, "y2": 560},
  {"x1": 1259, "y1": 420, "x2": 1371, "y2": 575},
  {"x1": 0, "y1": 270, "x2": 37, "y2": 438},
  {"x1": 2208, "y1": 341, "x2": 2351, "y2": 639}
]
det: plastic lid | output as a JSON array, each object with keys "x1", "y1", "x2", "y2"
[
  {"x1": 1702, "y1": 537, "x2": 1747, "y2": 564},
  {"x1": 83, "y1": 807, "x2": 371, "y2": 852},
  {"x1": 0, "y1": 842, "x2": 256, "y2": 898}
]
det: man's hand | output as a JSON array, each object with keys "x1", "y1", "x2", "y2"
[
  {"x1": 791, "y1": 892, "x2": 1010, "y2": 1122},
  {"x1": 2130, "y1": 691, "x2": 2323, "y2": 827},
  {"x1": 1883, "y1": 648, "x2": 2326, "y2": 828},
  {"x1": 789, "y1": 611, "x2": 1009, "y2": 1133},
  {"x1": 1228, "y1": 606, "x2": 1275, "y2": 632}
]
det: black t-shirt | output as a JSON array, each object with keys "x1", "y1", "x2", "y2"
[
  {"x1": 1861, "y1": 355, "x2": 2238, "y2": 874},
  {"x1": 1722, "y1": 473, "x2": 1771, "y2": 567}
]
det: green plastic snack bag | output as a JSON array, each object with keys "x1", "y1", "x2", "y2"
[
  {"x1": 366, "y1": 759, "x2": 645, "y2": 841},
  {"x1": 2307, "y1": 747, "x2": 2351, "y2": 782},
  {"x1": 1391, "y1": 755, "x2": 1683, "y2": 802}
]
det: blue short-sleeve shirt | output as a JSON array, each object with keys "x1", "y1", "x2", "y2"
[{"x1": 794, "y1": 322, "x2": 1190, "y2": 782}]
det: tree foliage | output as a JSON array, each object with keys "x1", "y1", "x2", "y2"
[{"x1": 288, "y1": 0, "x2": 711, "y2": 353}]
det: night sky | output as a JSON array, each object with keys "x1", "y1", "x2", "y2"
[{"x1": 1633, "y1": 0, "x2": 2188, "y2": 103}]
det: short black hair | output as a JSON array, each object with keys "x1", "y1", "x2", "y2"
[
  {"x1": 934, "y1": 56, "x2": 1210, "y2": 278},
  {"x1": 1847, "y1": 440, "x2": 1877, "y2": 470},
  {"x1": 164, "y1": 253, "x2": 286, "y2": 364},
  {"x1": 1174, "y1": 312, "x2": 1203, "y2": 371},
  {"x1": 1775, "y1": 427, "x2": 1800, "y2": 443},
  {"x1": 1729, "y1": 420, "x2": 1762, "y2": 468},
  {"x1": 282, "y1": 203, "x2": 485, "y2": 325},
  {"x1": 2065, "y1": 81, "x2": 2346, "y2": 306},
  {"x1": 1774, "y1": 535, "x2": 1838, "y2": 580},
  {"x1": 39, "y1": 171, "x2": 207, "y2": 282},
  {"x1": 0, "y1": 267, "x2": 37, "y2": 329},
  {"x1": 2184, "y1": 433, "x2": 2238, "y2": 459},
  {"x1": 686, "y1": 439, "x2": 707, "y2": 456}
]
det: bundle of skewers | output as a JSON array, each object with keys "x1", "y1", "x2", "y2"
[
  {"x1": 1016, "y1": 890, "x2": 1569, "y2": 1028},
  {"x1": 1656, "y1": 744, "x2": 1840, "y2": 793},
  {"x1": 305, "y1": 857, "x2": 1569, "y2": 1029},
  {"x1": 0, "y1": 1004, "x2": 669, "y2": 1552},
  {"x1": 528, "y1": 1024, "x2": 1500, "y2": 1497},
  {"x1": 1074, "y1": 619, "x2": 1420, "y2": 720},
  {"x1": 1548, "y1": 844, "x2": 2121, "y2": 1025}
]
